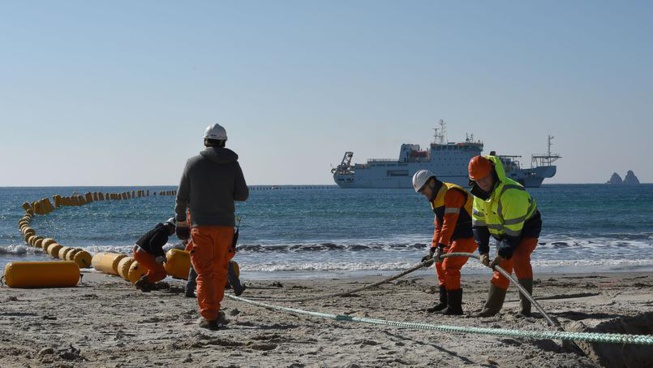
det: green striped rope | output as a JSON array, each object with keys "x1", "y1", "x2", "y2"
[{"x1": 227, "y1": 294, "x2": 653, "y2": 345}]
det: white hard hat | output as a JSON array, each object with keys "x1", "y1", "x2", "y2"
[
  {"x1": 204, "y1": 123, "x2": 228, "y2": 141},
  {"x1": 412, "y1": 170, "x2": 436, "y2": 192}
]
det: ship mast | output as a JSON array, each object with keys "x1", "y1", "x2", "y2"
[
  {"x1": 531, "y1": 135, "x2": 561, "y2": 167},
  {"x1": 433, "y1": 119, "x2": 446, "y2": 145}
]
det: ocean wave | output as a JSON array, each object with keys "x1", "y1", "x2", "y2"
[
  {"x1": 238, "y1": 257, "x2": 653, "y2": 273},
  {"x1": 0, "y1": 244, "x2": 44, "y2": 256},
  {"x1": 237, "y1": 242, "x2": 426, "y2": 253}
]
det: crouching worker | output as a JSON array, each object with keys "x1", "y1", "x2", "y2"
[
  {"x1": 413, "y1": 170, "x2": 477, "y2": 315},
  {"x1": 133, "y1": 218, "x2": 176, "y2": 292}
]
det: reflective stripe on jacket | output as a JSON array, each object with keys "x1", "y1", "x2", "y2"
[
  {"x1": 471, "y1": 156, "x2": 540, "y2": 242},
  {"x1": 430, "y1": 182, "x2": 474, "y2": 245}
]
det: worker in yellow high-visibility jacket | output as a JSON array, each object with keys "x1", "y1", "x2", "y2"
[{"x1": 468, "y1": 155, "x2": 542, "y2": 317}]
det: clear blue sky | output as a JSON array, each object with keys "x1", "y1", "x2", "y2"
[{"x1": 2, "y1": 1, "x2": 651, "y2": 186}]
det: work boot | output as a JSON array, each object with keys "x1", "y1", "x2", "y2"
[
  {"x1": 518, "y1": 278, "x2": 533, "y2": 317},
  {"x1": 473, "y1": 284, "x2": 507, "y2": 317},
  {"x1": 227, "y1": 262, "x2": 246, "y2": 296},
  {"x1": 442, "y1": 289, "x2": 464, "y2": 315},
  {"x1": 185, "y1": 267, "x2": 197, "y2": 298},
  {"x1": 197, "y1": 311, "x2": 229, "y2": 330},
  {"x1": 426, "y1": 285, "x2": 448, "y2": 313},
  {"x1": 216, "y1": 310, "x2": 229, "y2": 326},
  {"x1": 134, "y1": 276, "x2": 154, "y2": 293},
  {"x1": 198, "y1": 318, "x2": 220, "y2": 331}
]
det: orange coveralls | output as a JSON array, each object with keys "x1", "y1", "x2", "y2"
[{"x1": 430, "y1": 185, "x2": 478, "y2": 290}]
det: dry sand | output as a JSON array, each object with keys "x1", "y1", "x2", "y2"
[{"x1": 1, "y1": 270, "x2": 652, "y2": 368}]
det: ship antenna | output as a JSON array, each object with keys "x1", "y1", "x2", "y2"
[{"x1": 433, "y1": 119, "x2": 446, "y2": 144}]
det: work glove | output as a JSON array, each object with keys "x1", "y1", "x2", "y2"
[
  {"x1": 479, "y1": 253, "x2": 490, "y2": 267},
  {"x1": 421, "y1": 247, "x2": 436, "y2": 266},
  {"x1": 489, "y1": 255, "x2": 504, "y2": 270},
  {"x1": 434, "y1": 243, "x2": 446, "y2": 263},
  {"x1": 175, "y1": 220, "x2": 190, "y2": 240},
  {"x1": 155, "y1": 256, "x2": 166, "y2": 265}
]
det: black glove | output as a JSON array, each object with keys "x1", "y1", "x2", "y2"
[
  {"x1": 497, "y1": 238, "x2": 517, "y2": 260},
  {"x1": 421, "y1": 247, "x2": 436, "y2": 265},
  {"x1": 176, "y1": 221, "x2": 190, "y2": 240}
]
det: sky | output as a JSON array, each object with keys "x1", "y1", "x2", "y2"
[{"x1": 1, "y1": 1, "x2": 652, "y2": 186}]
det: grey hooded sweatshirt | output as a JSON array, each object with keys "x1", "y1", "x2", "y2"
[{"x1": 174, "y1": 146, "x2": 249, "y2": 227}]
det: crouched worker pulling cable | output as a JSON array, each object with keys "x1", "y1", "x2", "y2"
[
  {"x1": 413, "y1": 170, "x2": 477, "y2": 315},
  {"x1": 468, "y1": 155, "x2": 542, "y2": 317},
  {"x1": 133, "y1": 218, "x2": 176, "y2": 292}
]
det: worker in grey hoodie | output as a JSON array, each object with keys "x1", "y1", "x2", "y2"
[{"x1": 174, "y1": 123, "x2": 249, "y2": 330}]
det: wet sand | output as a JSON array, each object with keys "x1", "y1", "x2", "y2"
[{"x1": 1, "y1": 270, "x2": 652, "y2": 367}]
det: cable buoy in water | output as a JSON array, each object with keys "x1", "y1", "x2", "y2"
[
  {"x1": 3, "y1": 261, "x2": 80, "y2": 288},
  {"x1": 47, "y1": 243, "x2": 63, "y2": 258},
  {"x1": 41, "y1": 238, "x2": 57, "y2": 249}
]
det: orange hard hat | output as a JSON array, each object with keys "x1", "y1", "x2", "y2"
[{"x1": 468, "y1": 156, "x2": 493, "y2": 181}]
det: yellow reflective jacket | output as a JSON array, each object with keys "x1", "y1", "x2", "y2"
[{"x1": 470, "y1": 155, "x2": 541, "y2": 258}]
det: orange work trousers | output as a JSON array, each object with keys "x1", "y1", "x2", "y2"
[
  {"x1": 189, "y1": 226, "x2": 234, "y2": 321},
  {"x1": 491, "y1": 237, "x2": 538, "y2": 290},
  {"x1": 434, "y1": 237, "x2": 478, "y2": 290},
  {"x1": 132, "y1": 245, "x2": 167, "y2": 283}
]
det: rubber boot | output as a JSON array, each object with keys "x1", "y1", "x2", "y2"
[
  {"x1": 227, "y1": 261, "x2": 246, "y2": 296},
  {"x1": 426, "y1": 285, "x2": 447, "y2": 313},
  {"x1": 135, "y1": 275, "x2": 154, "y2": 292},
  {"x1": 473, "y1": 284, "x2": 507, "y2": 317},
  {"x1": 442, "y1": 289, "x2": 464, "y2": 315},
  {"x1": 518, "y1": 278, "x2": 533, "y2": 317},
  {"x1": 185, "y1": 266, "x2": 197, "y2": 298}
]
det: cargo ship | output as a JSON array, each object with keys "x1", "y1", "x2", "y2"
[{"x1": 331, "y1": 120, "x2": 560, "y2": 188}]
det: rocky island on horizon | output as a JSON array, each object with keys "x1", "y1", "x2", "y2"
[{"x1": 607, "y1": 170, "x2": 640, "y2": 185}]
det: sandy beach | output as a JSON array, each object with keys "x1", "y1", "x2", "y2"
[{"x1": 1, "y1": 270, "x2": 652, "y2": 368}]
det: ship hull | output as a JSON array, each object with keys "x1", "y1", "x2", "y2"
[{"x1": 334, "y1": 163, "x2": 556, "y2": 189}]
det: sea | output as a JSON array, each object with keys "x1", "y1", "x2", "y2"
[{"x1": 1, "y1": 184, "x2": 652, "y2": 281}]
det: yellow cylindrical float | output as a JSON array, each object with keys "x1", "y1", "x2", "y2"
[
  {"x1": 33, "y1": 237, "x2": 45, "y2": 248},
  {"x1": 127, "y1": 261, "x2": 148, "y2": 284},
  {"x1": 28, "y1": 235, "x2": 42, "y2": 247},
  {"x1": 3, "y1": 261, "x2": 80, "y2": 288},
  {"x1": 58, "y1": 246, "x2": 72, "y2": 260},
  {"x1": 72, "y1": 250, "x2": 92, "y2": 268},
  {"x1": 91, "y1": 252, "x2": 126, "y2": 276},
  {"x1": 164, "y1": 249, "x2": 191, "y2": 279},
  {"x1": 117, "y1": 257, "x2": 135, "y2": 280},
  {"x1": 22, "y1": 227, "x2": 35, "y2": 237},
  {"x1": 47, "y1": 243, "x2": 63, "y2": 258},
  {"x1": 65, "y1": 248, "x2": 80, "y2": 261},
  {"x1": 26, "y1": 235, "x2": 37, "y2": 247},
  {"x1": 41, "y1": 238, "x2": 57, "y2": 249}
]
